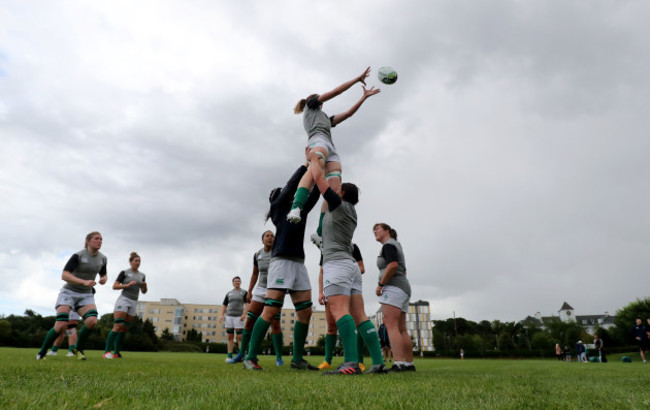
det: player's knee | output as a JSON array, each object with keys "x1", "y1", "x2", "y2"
[{"x1": 85, "y1": 317, "x2": 98, "y2": 328}]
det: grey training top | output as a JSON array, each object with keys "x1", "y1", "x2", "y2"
[
  {"x1": 223, "y1": 289, "x2": 247, "y2": 317},
  {"x1": 377, "y1": 238, "x2": 411, "y2": 296},
  {"x1": 115, "y1": 269, "x2": 146, "y2": 301},
  {"x1": 321, "y1": 189, "x2": 357, "y2": 264},
  {"x1": 303, "y1": 96, "x2": 335, "y2": 141},
  {"x1": 253, "y1": 248, "x2": 272, "y2": 289},
  {"x1": 62, "y1": 249, "x2": 108, "y2": 294}
]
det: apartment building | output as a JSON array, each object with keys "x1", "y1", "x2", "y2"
[
  {"x1": 371, "y1": 299, "x2": 434, "y2": 352},
  {"x1": 137, "y1": 298, "x2": 327, "y2": 347}
]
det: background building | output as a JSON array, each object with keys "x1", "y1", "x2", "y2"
[
  {"x1": 371, "y1": 299, "x2": 434, "y2": 353},
  {"x1": 137, "y1": 298, "x2": 326, "y2": 346},
  {"x1": 523, "y1": 301, "x2": 615, "y2": 334}
]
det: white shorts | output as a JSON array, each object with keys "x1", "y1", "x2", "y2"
[
  {"x1": 322, "y1": 259, "x2": 362, "y2": 297},
  {"x1": 114, "y1": 294, "x2": 138, "y2": 316},
  {"x1": 267, "y1": 258, "x2": 311, "y2": 292},
  {"x1": 56, "y1": 288, "x2": 95, "y2": 312},
  {"x1": 379, "y1": 285, "x2": 410, "y2": 313},
  {"x1": 225, "y1": 315, "x2": 244, "y2": 330},
  {"x1": 307, "y1": 134, "x2": 341, "y2": 164},
  {"x1": 252, "y1": 284, "x2": 267, "y2": 303}
]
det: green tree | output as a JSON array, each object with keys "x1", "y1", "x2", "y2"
[
  {"x1": 0, "y1": 319, "x2": 11, "y2": 343},
  {"x1": 161, "y1": 328, "x2": 174, "y2": 341},
  {"x1": 531, "y1": 332, "x2": 554, "y2": 351}
]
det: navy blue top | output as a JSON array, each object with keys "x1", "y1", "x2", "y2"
[{"x1": 269, "y1": 165, "x2": 320, "y2": 261}]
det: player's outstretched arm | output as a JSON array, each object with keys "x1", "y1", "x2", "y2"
[
  {"x1": 318, "y1": 67, "x2": 371, "y2": 104},
  {"x1": 331, "y1": 86, "x2": 380, "y2": 126}
]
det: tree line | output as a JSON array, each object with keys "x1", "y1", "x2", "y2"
[
  {"x1": 431, "y1": 298, "x2": 650, "y2": 358},
  {"x1": 2, "y1": 298, "x2": 649, "y2": 356}
]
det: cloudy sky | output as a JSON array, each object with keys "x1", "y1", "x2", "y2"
[{"x1": 1, "y1": 1, "x2": 649, "y2": 323}]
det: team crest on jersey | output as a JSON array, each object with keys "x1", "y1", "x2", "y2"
[{"x1": 383, "y1": 294, "x2": 389, "y2": 300}]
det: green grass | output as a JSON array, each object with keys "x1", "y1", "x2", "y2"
[{"x1": 1, "y1": 348, "x2": 650, "y2": 409}]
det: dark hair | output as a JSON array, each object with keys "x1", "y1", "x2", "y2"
[
  {"x1": 129, "y1": 252, "x2": 140, "y2": 262},
  {"x1": 261, "y1": 230, "x2": 274, "y2": 241},
  {"x1": 373, "y1": 223, "x2": 398, "y2": 240},
  {"x1": 265, "y1": 187, "x2": 282, "y2": 222},
  {"x1": 84, "y1": 231, "x2": 102, "y2": 248},
  {"x1": 232, "y1": 276, "x2": 241, "y2": 283},
  {"x1": 341, "y1": 182, "x2": 359, "y2": 205},
  {"x1": 294, "y1": 94, "x2": 319, "y2": 114}
]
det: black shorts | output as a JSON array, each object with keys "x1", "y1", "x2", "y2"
[
  {"x1": 638, "y1": 339, "x2": 649, "y2": 350},
  {"x1": 380, "y1": 339, "x2": 390, "y2": 349}
]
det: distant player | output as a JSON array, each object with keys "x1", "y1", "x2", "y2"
[
  {"x1": 221, "y1": 276, "x2": 248, "y2": 363},
  {"x1": 378, "y1": 322, "x2": 392, "y2": 363},
  {"x1": 243, "y1": 162, "x2": 320, "y2": 371},
  {"x1": 103, "y1": 252, "x2": 147, "y2": 359},
  {"x1": 237, "y1": 231, "x2": 285, "y2": 366},
  {"x1": 287, "y1": 67, "x2": 380, "y2": 248},
  {"x1": 631, "y1": 318, "x2": 648, "y2": 363},
  {"x1": 36, "y1": 231, "x2": 107, "y2": 360}
]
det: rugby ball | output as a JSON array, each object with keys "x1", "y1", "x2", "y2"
[{"x1": 378, "y1": 67, "x2": 398, "y2": 85}]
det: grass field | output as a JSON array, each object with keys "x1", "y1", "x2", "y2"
[{"x1": 1, "y1": 348, "x2": 649, "y2": 409}]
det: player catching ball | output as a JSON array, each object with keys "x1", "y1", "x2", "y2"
[{"x1": 287, "y1": 67, "x2": 380, "y2": 245}]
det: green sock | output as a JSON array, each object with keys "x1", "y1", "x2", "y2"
[
  {"x1": 240, "y1": 329, "x2": 252, "y2": 356},
  {"x1": 357, "y1": 331, "x2": 365, "y2": 364},
  {"x1": 75, "y1": 326, "x2": 92, "y2": 351},
  {"x1": 272, "y1": 332, "x2": 283, "y2": 359},
  {"x1": 317, "y1": 212, "x2": 325, "y2": 236},
  {"x1": 105, "y1": 331, "x2": 117, "y2": 353},
  {"x1": 358, "y1": 320, "x2": 384, "y2": 366},
  {"x1": 292, "y1": 321, "x2": 309, "y2": 362},
  {"x1": 227, "y1": 352, "x2": 233, "y2": 358},
  {"x1": 68, "y1": 345, "x2": 74, "y2": 353},
  {"x1": 324, "y1": 333, "x2": 336, "y2": 364},
  {"x1": 51, "y1": 345, "x2": 59, "y2": 352},
  {"x1": 336, "y1": 315, "x2": 358, "y2": 363},
  {"x1": 114, "y1": 332, "x2": 126, "y2": 355},
  {"x1": 290, "y1": 187, "x2": 310, "y2": 210},
  {"x1": 39, "y1": 328, "x2": 59, "y2": 355},
  {"x1": 246, "y1": 317, "x2": 271, "y2": 361}
]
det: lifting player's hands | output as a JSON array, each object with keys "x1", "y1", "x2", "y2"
[
  {"x1": 375, "y1": 284, "x2": 384, "y2": 297},
  {"x1": 128, "y1": 280, "x2": 137, "y2": 287},
  {"x1": 98, "y1": 276, "x2": 107, "y2": 285},
  {"x1": 318, "y1": 291, "x2": 326, "y2": 306},
  {"x1": 362, "y1": 85, "x2": 380, "y2": 100},
  {"x1": 246, "y1": 293, "x2": 252, "y2": 304},
  {"x1": 357, "y1": 66, "x2": 371, "y2": 85}
]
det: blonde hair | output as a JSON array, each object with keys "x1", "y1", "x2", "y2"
[
  {"x1": 294, "y1": 94, "x2": 319, "y2": 114},
  {"x1": 129, "y1": 252, "x2": 140, "y2": 262}
]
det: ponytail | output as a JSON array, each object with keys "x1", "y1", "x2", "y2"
[
  {"x1": 294, "y1": 94, "x2": 320, "y2": 114},
  {"x1": 294, "y1": 99, "x2": 307, "y2": 114}
]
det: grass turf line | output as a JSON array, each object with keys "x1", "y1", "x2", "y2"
[{"x1": 2, "y1": 347, "x2": 650, "y2": 409}]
